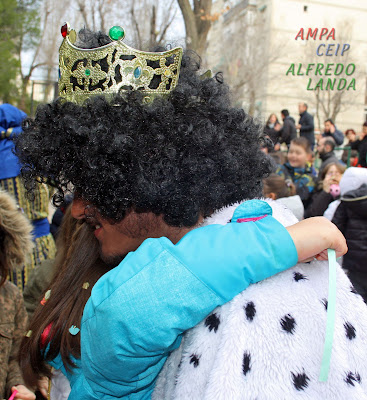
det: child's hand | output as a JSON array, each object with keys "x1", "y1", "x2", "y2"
[
  {"x1": 37, "y1": 376, "x2": 49, "y2": 398},
  {"x1": 287, "y1": 217, "x2": 347, "y2": 262},
  {"x1": 11, "y1": 385, "x2": 36, "y2": 400}
]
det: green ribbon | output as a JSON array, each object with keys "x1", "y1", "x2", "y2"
[{"x1": 319, "y1": 249, "x2": 337, "y2": 382}]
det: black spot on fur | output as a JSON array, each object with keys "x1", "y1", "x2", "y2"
[
  {"x1": 292, "y1": 371, "x2": 310, "y2": 391},
  {"x1": 189, "y1": 354, "x2": 200, "y2": 368},
  {"x1": 281, "y1": 314, "x2": 296, "y2": 334},
  {"x1": 321, "y1": 298, "x2": 328, "y2": 310},
  {"x1": 293, "y1": 272, "x2": 308, "y2": 282},
  {"x1": 345, "y1": 371, "x2": 361, "y2": 386},
  {"x1": 344, "y1": 322, "x2": 356, "y2": 340},
  {"x1": 244, "y1": 302, "x2": 256, "y2": 322},
  {"x1": 242, "y1": 352, "x2": 251, "y2": 376},
  {"x1": 350, "y1": 285, "x2": 359, "y2": 295},
  {"x1": 205, "y1": 313, "x2": 220, "y2": 333}
]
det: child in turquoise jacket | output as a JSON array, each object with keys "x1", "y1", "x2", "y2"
[{"x1": 66, "y1": 200, "x2": 346, "y2": 400}]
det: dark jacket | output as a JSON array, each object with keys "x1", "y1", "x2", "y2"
[
  {"x1": 351, "y1": 135, "x2": 367, "y2": 168},
  {"x1": 264, "y1": 125, "x2": 279, "y2": 145},
  {"x1": 332, "y1": 183, "x2": 367, "y2": 272},
  {"x1": 299, "y1": 111, "x2": 314, "y2": 146},
  {"x1": 323, "y1": 127, "x2": 344, "y2": 146},
  {"x1": 318, "y1": 151, "x2": 340, "y2": 176},
  {"x1": 304, "y1": 189, "x2": 335, "y2": 218},
  {"x1": 278, "y1": 116, "x2": 296, "y2": 146}
]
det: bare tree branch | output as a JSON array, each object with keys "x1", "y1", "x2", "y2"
[
  {"x1": 76, "y1": 0, "x2": 90, "y2": 29},
  {"x1": 130, "y1": 3, "x2": 142, "y2": 49},
  {"x1": 157, "y1": 0, "x2": 177, "y2": 45}
]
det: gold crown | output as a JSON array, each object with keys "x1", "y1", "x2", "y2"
[{"x1": 59, "y1": 24, "x2": 183, "y2": 104}]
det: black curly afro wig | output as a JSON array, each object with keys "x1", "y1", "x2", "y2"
[{"x1": 16, "y1": 35, "x2": 272, "y2": 227}]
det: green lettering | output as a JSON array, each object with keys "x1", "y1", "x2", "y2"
[
  {"x1": 315, "y1": 78, "x2": 324, "y2": 90},
  {"x1": 297, "y1": 64, "x2": 304, "y2": 76},
  {"x1": 347, "y1": 78, "x2": 356, "y2": 90},
  {"x1": 346, "y1": 64, "x2": 355, "y2": 76},
  {"x1": 306, "y1": 78, "x2": 313, "y2": 90},
  {"x1": 315, "y1": 63, "x2": 324, "y2": 75},
  {"x1": 334, "y1": 64, "x2": 344, "y2": 76},
  {"x1": 325, "y1": 64, "x2": 334, "y2": 76},
  {"x1": 286, "y1": 64, "x2": 295, "y2": 75},
  {"x1": 337, "y1": 79, "x2": 347, "y2": 90},
  {"x1": 306, "y1": 64, "x2": 314, "y2": 75},
  {"x1": 326, "y1": 79, "x2": 335, "y2": 90}
]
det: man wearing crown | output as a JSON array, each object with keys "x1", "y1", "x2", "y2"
[{"x1": 15, "y1": 26, "x2": 367, "y2": 400}]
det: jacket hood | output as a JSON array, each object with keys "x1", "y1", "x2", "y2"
[
  {"x1": 0, "y1": 190, "x2": 33, "y2": 270},
  {"x1": 285, "y1": 116, "x2": 295, "y2": 124},
  {"x1": 341, "y1": 183, "x2": 367, "y2": 218},
  {"x1": 0, "y1": 104, "x2": 27, "y2": 131},
  {"x1": 319, "y1": 151, "x2": 335, "y2": 162},
  {"x1": 340, "y1": 167, "x2": 367, "y2": 196}
]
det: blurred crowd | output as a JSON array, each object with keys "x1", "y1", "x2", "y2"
[{"x1": 262, "y1": 102, "x2": 367, "y2": 301}]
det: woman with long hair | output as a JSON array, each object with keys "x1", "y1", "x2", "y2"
[{"x1": 19, "y1": 208, "x2": 110, "y2": 398}]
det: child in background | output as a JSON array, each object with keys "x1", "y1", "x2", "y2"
[
  {"x1": 332, "y1": 167, "x2": 367, "y2": 301},
  {"x1": 0, "y1": 190, "x2": 35, "y2": 400},
  {"x1": 305, "y1": 162, "x2": 345, "y2": 218},
  {"x1": 263, "y1": 173, "x2": 304, "y2": 220},
  {"x1": 276, "y1": 137, "x2": 316, "y2": 208}
]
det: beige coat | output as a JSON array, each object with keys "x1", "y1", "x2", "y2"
[{"x1": 0, "y1": 281, "x2": 28, "y2": 399}]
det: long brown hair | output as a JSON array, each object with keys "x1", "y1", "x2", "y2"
[
  {"x1": 19, "y1": 207, "x2": 110, "y2": 386},
  {"x1": 0, "y1": 190, "x2": 33, "y2": 287}
]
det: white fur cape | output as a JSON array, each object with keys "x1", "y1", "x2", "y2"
[{"x1": 153, "y1": 200, "x2": 367, "y2": 400}]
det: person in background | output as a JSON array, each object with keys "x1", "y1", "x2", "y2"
[
  {"x1": 0, "y1": 104, "x2": 56, "y2": 290},
  {"x1": 276, "y1": 137, "x2": 315, "y2": 208},
  {"x1": 263, "y1": 173, "x2": 304, "y2": 220},
  {"x1": 305, "y1": 162, "x2": 345, "y2": 218},
  {"x1": 316, "y1": 136, "x2": 341, "y2": 176},
  {"x1": 0, "y1": 190, "x2": 35, "y2": 400},
  {"x1": 332, "y1": 167, "x2": 367, "y2": 301},
  {"x1": 342, "y1": 129, "x2": 357, "y2": 165},
  {"x1": 345, "y1": 129, "x2": 357, "y2": 143},
  {"x1": 297, "y1": 102, "x2": 314, "y2": 149},
  {"x1": 323, "y1": 118, "x2": 344, "y2": 146},
  {"x1": 264, "y1": 113, "x2": 281, "y2": 149},
  {"x1": 274, "y1": 109, "x2": 296, "y2": 148},
  {"x1": 350, "y1": 122, "x2": 367, "y2": 168}
]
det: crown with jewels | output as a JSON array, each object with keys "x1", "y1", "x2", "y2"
[{"x1": 58, "y1": 23, "x2": 183, "y2": 104}]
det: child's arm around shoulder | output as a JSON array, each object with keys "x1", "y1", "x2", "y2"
[
  {"x1": 286, "y1": 216, "x2": 347, "y2": 261},
  {"x1": 76, "y1": 201, "x2": 347, "y2": 399}
]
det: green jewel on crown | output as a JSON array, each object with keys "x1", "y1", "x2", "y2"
[{"x1": 59, "y1": 24, "x2": 183, "y2": 104}]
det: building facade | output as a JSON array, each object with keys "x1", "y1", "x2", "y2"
[{"x1": 206, "y1": 0, "x2": 367, "y2": 133}]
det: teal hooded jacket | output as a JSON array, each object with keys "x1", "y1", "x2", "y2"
[{"x1": 66, "y1": 200, "x2": 298, "y2": 399}]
